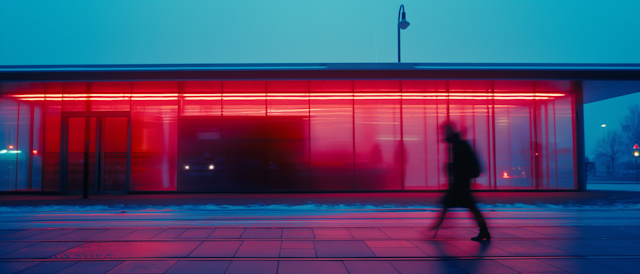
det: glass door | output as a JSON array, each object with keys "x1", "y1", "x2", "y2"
[{"x1": 61, "y1": 115, "x2": 129, "y2": 195}]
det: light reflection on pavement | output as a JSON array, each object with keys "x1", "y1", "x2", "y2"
[{"x1": 2, "y1": 204, "x2": 640, "y2": 229}]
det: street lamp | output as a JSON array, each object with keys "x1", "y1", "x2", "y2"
[
  {"x1": 634, "y1": 149, "x2": 639, "y2": 182},
  {"x1": 397, "y1": 4, "x2": 410, "y2": 63}
]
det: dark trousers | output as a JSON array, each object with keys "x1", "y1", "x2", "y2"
[{"x1": 434, "y1": 189, "x2": 487, "y2": 230}]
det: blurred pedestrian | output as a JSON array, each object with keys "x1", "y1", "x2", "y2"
[{"x1": 430, "y1": 122, "x2": 490, "y2": 241}]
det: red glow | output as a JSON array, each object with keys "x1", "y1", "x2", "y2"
[
  {"x1": 13, "y1": 92, "x2": 565, "y2": 101},
  {"x1": 8, "y1": 145, "x2": 13, "y2": 149},
  {"x1": 2, "y1": 80, "x2": 577, "y2": 192}
]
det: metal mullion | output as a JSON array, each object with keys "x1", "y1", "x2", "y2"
[
  {"x1": 95, "y1": 117, "x2": 102, "y2": 194},
  {"x1": 127, "y1": 82, "x2": 133, "y2": 193},
  {"x1": 59, "y1": 117, "x2": 68, "y2": 195}
]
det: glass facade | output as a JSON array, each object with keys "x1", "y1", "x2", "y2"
[{"x1": 0, "y1": 80, "x2": 576, "y2": 192}]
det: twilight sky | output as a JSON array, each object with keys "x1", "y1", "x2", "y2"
[
  {"x1": 1, "y1": 0, "x2": 639, "y2": 65},
  {"x1": 1, "y1": 0, "x2": 638, "y2": 160}
]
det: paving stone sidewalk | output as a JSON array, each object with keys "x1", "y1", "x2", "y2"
[{"x1": 1, "y1": 226, "x2": 640, "y2": 273}]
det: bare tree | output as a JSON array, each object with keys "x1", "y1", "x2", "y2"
[
  {"x1": 593, "y1": 129, "x2": 626, "y2": 170},
  {"x1": 621, "y1": 103, "x2": 640, "y2": 146}
]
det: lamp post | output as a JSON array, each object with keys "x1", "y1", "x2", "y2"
[
  {"x1": 634, "y1": 147, "x2": 639, "y2": 182},
  {"x1": 398, "y1": 4, "x2": 410, "y2": 62}
]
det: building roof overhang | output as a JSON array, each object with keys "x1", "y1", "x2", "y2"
[
  {"x1": 1, "y1": 63, "x2": 639, "y2": 82},
  {"x1": 1, "y1": 63, "x2": 639, "y2": 103}
]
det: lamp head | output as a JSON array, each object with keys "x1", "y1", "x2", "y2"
[{"x1": 398, "y1": 11, "x2": 410, "y2": 29}]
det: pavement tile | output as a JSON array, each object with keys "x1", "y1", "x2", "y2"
[
  {"x1": 0, "y1": 261, "x2": 39, "y2": 274},
  {"x1": 281, "y1": 240, "x2": 314, "y2": 248},
  {"x1": 151, "y1": 229, "x2": 186, "y2": 239},
  {"x1": 119, "y1": 229, "x2": 165, "y2": 240},
  {"x1": 176, "y1": 228, "x2": 214, "y2": 239},
  {"x1": 343, "y1": 261, "x2": 400, "y2": 274},
  {"x1": 17, "y1": 261, "x2": 77, "y2": 274},
  {"x1": 0, "y1": 230, "x2": 22, "y2": 238},
  {"x1": 492, "y1": 228, "x2": 550, "y2": 238},
  {"x1": 281, "y1": 228, "x2": 314, "y2": 239},
  {"x1": 57, "y1": 261, "x2": 123, "y2": 274},
  {"x1": 86, "y1": 229, "x2": 136, "y2": 241},
  {"x1": 279, "y1": 248, "x2": 316, "y2": 257},
  {"x1": 626, "y1": 258, "x2": 640, "y2": 264},
  {"x1": 278, "y1": 261, "x2": 348, "y2": 274},
  {"x1": 390, "y1": 261, "x2": 467, "y2": 274},
  {"x1": 165, "y1": 261, "x2": 231, "y2": 274},
  {"x1": 611, "y1": 226, "x2": 640, "y2": 236},
  {"x1": 53, "y1": 230, "x2": 107, "y2": 240},
  {"x1": 540, "y1": 258, "x2": 627, "y2": 274},
  {"x1": 578, "y1": 239, "x2": 640, "y2": 248},
  {"x1": 370, "y1": 247, "x2": 428, "y2": 257},
  {"x1": 106, "y1": 260, "x2": 177, "y2": 273},
  {"x1": 1, "y1": 242, "x2": 84, "y2": 259},
  {"x1": 208, "y1": 228, "x2": 245, "y2": 239},
  {"x1": 443, "y1": 228, "x2": 478, "y2": 238},
  {"x1": 52, "y1": 241, "x2": 201, "y2": 259},
  {"x1": 446, "y1": 241, "x2": 513, "y2": 256},
  {"x1": 313, "y1": 228, "x2": 353, "y2": 239},
  {"x1": 523, "y1": 227, "x2": 587, "y2": 238},
  {"x1": 24, "y1": 230, "x2": 77, "y2": 240},
  {"x1": 314, "y1": 240, "x2": 375, "y2": 257},
  {"x1": 490, "y1": 245, "x2": 569, "y2": 256},
  {"x1": 365, "y1": 241, "x2": 415, "y2": 248},
  {"x1": 225, "y1": 261, "x2": 278, "y2": 274},
  {"x1": 571, "y1": 227, "x2": 640, "y2": 238},
  {"x1": 487, "y1": 240, "x2": 570, "y2": 256},
  {"x1": 0, "y1": 241, "x2": 40, "y2": 256},
  {"x1": 241, "y1": 228, "x2": 282, "y2": 239},
  {"x1": 471, "y1": 228, "x2": 521, "y2": 239},
  {"x1": 430, "y1": 229, "x2": 467, "y2": 239},
  {"x1": 451, "y1": 260, "x2": 520, "y2": 274},
  {"x1": 601, "y1": 247, "x2": 640, "y2": 255},
  {"x1": 380, "y1": 228, "x2": 426, "y2": 239},
  {"x1": 235, "y1": 241, "x2": 281, "y2": 257},
  {"x1": 188, "y1": 241, "x2": 242, "y2": 257},
  {"x1": 587, "y1": 258, "x2": 640, "y2": 273},
  {"x1": 495, "y1": 259, "x2": 566, "y2": 272},
  {"x1": 535, "y1": 239, "x2": 621, "y2": 256},
  {"x1": 348, "y1": 228, "x2": 390, "y2": 239},
  {"x1": 409, "y1": 241, "x2": 471, "y2": 257},
  {"x1": 0, "y1": 230, "x2": 48, "y2": 241},
  {"x1": 165, "y1": 261, "x2": 230, "y2": 274}
]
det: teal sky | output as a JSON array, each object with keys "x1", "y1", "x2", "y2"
[
  {"x1": 1, "y1": 0, "x2": 638, "y2": 159},
  {"x1": 585, "y1": 92, "x2": 640, "y2": 160},
  {"x1": 1, "y1": 0, "x2": 639, "y2": 65}
]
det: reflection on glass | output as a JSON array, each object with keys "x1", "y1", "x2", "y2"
[{"x1": 0, "y1": 80, "x2": 576, "y2": 192}]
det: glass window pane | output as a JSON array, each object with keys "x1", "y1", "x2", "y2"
[
  {"x1": 266, "y1": 93, "x2": 310, "y2": 190},
  {"x1": 131, "y1": 99, "x2": 178, "y2": 191},
  {"x1": 310, "y1": 92, "x2": 354, "y2": 190},
  {"x1": 354, "y1": 93, "x2": 402, "y2": 190},
  {"x1": 402, "y1": 92, "x2": 448, "y2": 189}
]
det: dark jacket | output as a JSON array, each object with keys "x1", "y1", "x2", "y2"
[{"x1": 446, "y1": 133, "x2": 481, "y2": 193}]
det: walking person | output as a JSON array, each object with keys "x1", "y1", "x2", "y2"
[{"x1": 430, "y1": 122, "x2": 490, "y2": 241}]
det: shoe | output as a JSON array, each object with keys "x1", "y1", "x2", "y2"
[{"x1": 471, "y1": 228, "x2": 491, "y2": 241}]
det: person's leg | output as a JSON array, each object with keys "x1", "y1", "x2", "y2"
[
  {"x1": 467, "y1": 203, "x2": 487, "y2": 229},
  {"x1": 468, "y1": 203, "x2": 490, "y2": 241},
  {"x1": 433, "y1": 206, "x2": 449, "y2": 229},
  {"x1": 429, "y1": 205, "x2": 449, "y2": 238}
]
